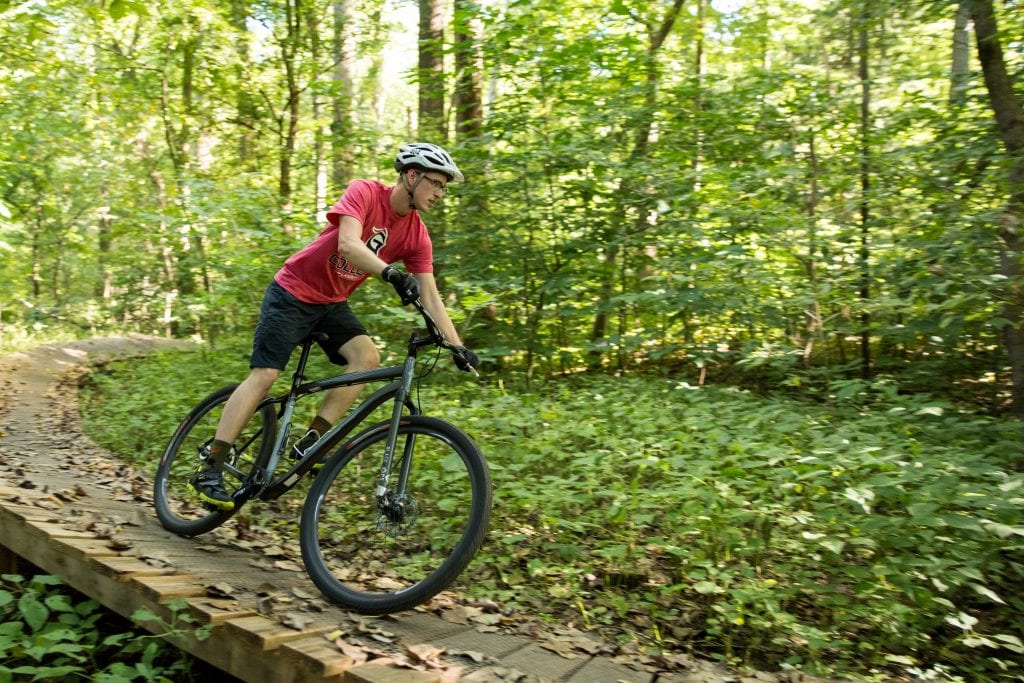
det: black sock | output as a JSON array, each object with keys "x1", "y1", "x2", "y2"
[
  {"x1": 309, "y1": 416, "x2": 331, "y2": 436},
  {"x1": 209, "y1": 439, "x2": 233, "y2": 468}
]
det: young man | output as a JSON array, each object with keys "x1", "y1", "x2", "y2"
[{"x1": 189, "y1": 142, "x2": 479, "y2": 509}]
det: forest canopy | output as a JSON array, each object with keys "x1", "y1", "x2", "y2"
[{"x1": 1, "y1": 0, "x2": 1023, "y2": 412}]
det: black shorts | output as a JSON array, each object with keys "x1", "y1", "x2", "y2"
[{"x1": 250, "y1": 281, "x2": 369, "y2": 370}]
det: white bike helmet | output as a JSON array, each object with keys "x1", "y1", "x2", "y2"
[{"x1": 394, "y1": 142, "x2": 464, "y2": 183}]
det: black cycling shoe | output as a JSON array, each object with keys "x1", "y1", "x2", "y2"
[
  {"x1": 187, "y1": 469, "x2": 235, "y2": 510},
  {"x1": 291, "y1": 429, "x2": 324, "y2": 471}
]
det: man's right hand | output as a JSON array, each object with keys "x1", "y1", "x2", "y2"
[{"x1": 381, "y1": 265, "x2": 420, "y2": 305}]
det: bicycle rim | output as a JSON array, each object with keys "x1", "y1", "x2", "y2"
[
  {"x1": 300, "y1": 416, "x2": 491, "y2": 614},
  {"x1": 153, "y1": 385, "x2": 276, "y2": 537}
]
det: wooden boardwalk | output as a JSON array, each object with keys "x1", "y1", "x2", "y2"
[{"x1": 0, "y1": 338, "x2": 708, "y2": 683}]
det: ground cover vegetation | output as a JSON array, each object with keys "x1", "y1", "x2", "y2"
[
  {"x1": 0, "y1": 572, "x2": 228, "y2": 682},
  {"x1": 5, "y1": 0, "x2": 1024, "y2": 678},
  {"x1": 80, "y1": 345, "x2": 1024, "y2": 680}
]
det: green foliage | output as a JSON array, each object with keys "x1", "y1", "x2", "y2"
[
  {"x1": 81, "y1": 346, "x2": 1024, "y2": 679},
  {"x1": 2, "y1": 0, "x2": 1022, "y2": 408},
  {"x1": 0, "y1": 574, "x2": 207, "y2": 682}
]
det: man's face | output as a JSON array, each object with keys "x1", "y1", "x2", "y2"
[{"x1": 410, "y1": 170, "x2": 449, "y2": 211}]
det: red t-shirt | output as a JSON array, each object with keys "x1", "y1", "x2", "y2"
[{"x1": 274, "y1": 180, "x2": 434, "y2": 304}]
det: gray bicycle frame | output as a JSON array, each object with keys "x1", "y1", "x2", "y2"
[{"x1": 224, "y1": 302, "x2": 452, "y2": 506}]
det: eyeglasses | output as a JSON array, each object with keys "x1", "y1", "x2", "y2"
[{"x1": 421, "y1": 175, "x2": 448, "y2": 195}]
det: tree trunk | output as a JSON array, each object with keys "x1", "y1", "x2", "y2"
[
  {"x1": 332, "y1": 0, "x2": 355, "y2": 190},
  {"x1": 453, "y1": 0, "x2": 483, "y2": 141},
  {"x1": 802, "y1": 131, "x2": 824, "y2": 365},
  {"x1": 857, "y1": 1, "x2": 872, "y2": 379},
  {"x1": 949, "y1": 0, "x2": 971, "y2": 106},
  {"x1": 969, "y1": 0, "x2": 1024, "y2": 417},
  {"x1": 308, "y1": 0, "x2": 327, "y2": 217},
  {"x1": 418, "y1": 0, "x2": 445, "y2": 140},
  {"x1": 589, "y1": 0, "x2": 686, "y2": 365},
  {"x1": 279, "y1": 0, "x2": 302, "y2": 230},
  {"x1": 230, "y1": 0, "x2": 257, "y2": 164}
]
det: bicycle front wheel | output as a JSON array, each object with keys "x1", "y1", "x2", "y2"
[
  {"x1": 154, "y1": 385, "x2": 277, "y2": 537},
  {"x1": 299, "y1": 416, "x2": 492, "y2": 614}
]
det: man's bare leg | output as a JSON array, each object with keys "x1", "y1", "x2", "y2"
[
  {"x1": 215, "y1": 367, "x2": 280, "y2": 443},
  {"x1": 313, "y1": 335, "x2": 380, "y2": 424}
]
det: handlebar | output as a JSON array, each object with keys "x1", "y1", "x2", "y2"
[{"x1": 410, "y1": 299, "x2": 479, "y2": 377}]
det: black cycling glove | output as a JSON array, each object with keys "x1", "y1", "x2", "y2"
[
  {"x1": 381, "y1": 265, "x2": 420, "y2": 305},
  {"x1": 453, "y1": 346, "x2": 480, "y2": 372}
]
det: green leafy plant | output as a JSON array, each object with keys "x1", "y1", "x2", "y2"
[{"x1": 0, "y1": 574, "x2": 210, "y2": 682}]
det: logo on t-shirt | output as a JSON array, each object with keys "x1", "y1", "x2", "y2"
[{"x1": 367, "y1": 227, "x2": 388, "y2": 255}]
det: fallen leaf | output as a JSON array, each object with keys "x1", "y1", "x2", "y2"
[
  {"x1": 141, "y1": 554, "x2": 173, "y2": 569},
  {"x1": 406, "y1": 643, "x2": 445, "y2": 666},
  {"x1": 440, "y1": 605, "x2": 472, "y2": 625},
  {"x1": 540, "y1": 640, "x2": 579, "y2": 660},
  {"x1": 280, "y1": 612, "x2": 312, "y2": 630},
  {"x1": 107, "y1": 537, "x2": 134, "y2": 551},
  {"x1": 334, "y1": 638, "x2": 369, "y2": 663},
  {"x1": 206, "y1": 583, "x2": 237, "y2": 599},
  {"x1": 449, "y1": 649, "x2": 490, "y2": 664},
  {"x1": 471, "y1": 612, "x2": 503, "y2": 626}
]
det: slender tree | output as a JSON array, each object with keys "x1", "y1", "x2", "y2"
[
  {"x1": 969, "y1": 0, "x2": 1024, "y2": 417},
  {"x1": 857, "y1": 0, "x2": 873, "y2": 379},
  {"x1": 331, "y1": 0, "x2": 355, "y2": 190},
  {"x1": 589, "y1": 0, "x2": 686, "y2": 369},
  {"x1": 949, "y1": 0, "x2": 971, "y2": 106},
  {"x1": 453, "y1": 0, "x2": 483, "y2": 141},
  {"x1": 418, "y1": 0, "x2": 445, "y2": 140}
]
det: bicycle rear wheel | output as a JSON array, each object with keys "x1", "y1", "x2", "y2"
[
  {"x1": 299, "y1": 416, "x2": 491, "y2": 614},
  {"x1": 154, "y1": 385, "x2": 277, "y2": 537}
]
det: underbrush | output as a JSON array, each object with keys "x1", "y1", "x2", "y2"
[
  {"x1": 0, "y1": 573, "x2": 223, "y2": 682},
  {"x1": 80, "y1": 347, "x2": 1024, "y2": 681}
]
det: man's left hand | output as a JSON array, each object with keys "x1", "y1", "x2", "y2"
[{"x1": 453, "y1": 346, "x2": 480, "y2": 372}]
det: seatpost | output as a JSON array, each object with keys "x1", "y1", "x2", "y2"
[{"x1": 290, "y1": 338, "x2": 317, "y2": 393}]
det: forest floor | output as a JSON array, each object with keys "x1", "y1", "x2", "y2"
[{"x1": 0, "y1": 336, "x2": 851, "y2": 683}]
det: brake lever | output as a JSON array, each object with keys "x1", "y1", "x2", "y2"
[
  {"x1": 414, "y1": 300, "x2": 479, "y2": 376},
  {"x1": 447, "y1": 344, "x2": 480, "y2": 377}
]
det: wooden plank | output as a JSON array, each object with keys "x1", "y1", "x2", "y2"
[
  {"x1": 566, "y1": 656, "x2": 653, "y2": 682},
  {"x1": 500, "y1": 642, "x2": 586, "y2": 681},
  {"x1": 185, "y1": 597, "x2": 258, "y2": 625},
  {"x1": 31, "y1": 521, "x2": 97, "y2": 539},
  {"x1": 131, "y1": 574, "x2": 206, "y2": 602},
  {"x1": 432, "y1": 628, "x2": 530, "y2": 661},
  {"x1": 223, "y1": 615, "x2": 333, "y2": 651},
  {"x1": 278, "y1": 634, "x2": 356, "y2": 680},
  {"x1": 343, "y1": 663, "x2": 441, "y2": 683},
  {"x1": 381, "y1": 611, "x2": 472, "y2": 644},
  {"x1": 0, "y1": 502, "x2": 63, "y2": 522},
  {"x1": 51, "y1": 536, "x2": 123, "y2": 558},
  {"x1": 89, "y1": 555, "x2": 177, "y2": 578}
]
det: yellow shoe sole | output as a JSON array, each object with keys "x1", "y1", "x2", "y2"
[{"x1": 187, "y1": 482, "x2": 235, "y2": 511}]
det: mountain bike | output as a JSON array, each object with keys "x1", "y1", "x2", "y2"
[{"x1": 153, "y1": 300, "x2": 492, "y2": 614}]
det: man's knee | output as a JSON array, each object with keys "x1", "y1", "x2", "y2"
[
  {"x1": 246, "y1": 367, "x2": 280, "y2": 393},
  {"x1": 341, "y1": 337, "x2": 379, "y2": 370}
]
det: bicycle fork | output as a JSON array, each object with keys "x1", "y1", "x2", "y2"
[{"x1": 377, "y1": 355, "x2": 418, "y2": 526}]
